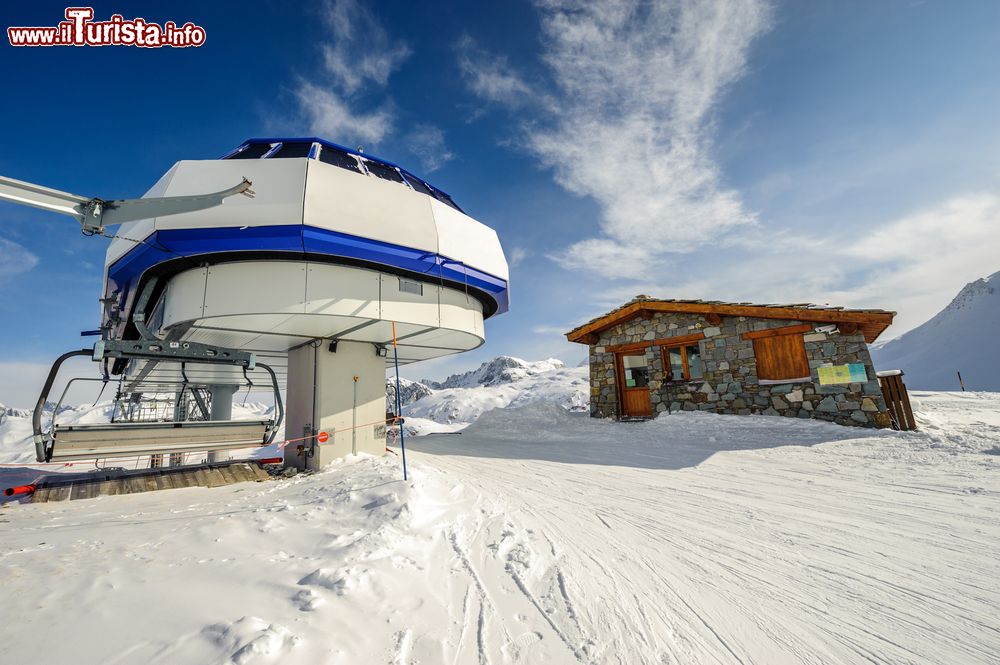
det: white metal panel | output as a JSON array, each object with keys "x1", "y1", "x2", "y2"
[
  {"x1": 203, "y1": 262, "x2": 307, "y2": 317},
  {"x1": 266, "y1": 313, "x2": 363, "y2": 338},
  {"x1": 346, "y1": 320, "x2": 427, "y2": 344},
  {"x1": 160, "y1": 260, "x2": 487, "y2": 361},
  {"x1": 432, "y1": 200, "x2": 509, "y2": 280},
  {"x1": 439, "y1": 284, "x2": 484, "y2": 337},
  {"x1": 305, "y1": 263, "x2": 381, "y2": 319},
  {"x1": 400, "y1": 326, "x2": 482, "y2": 351},
  {"x1": 183, "y1": 327, "x2": 261, "y2": 350},
  {"x1": 304, "y1": 160, "x2": 439, "y2": 253},
  {"x1": 380, "y1": 274, "x2": 440, "y2": 328},
  {"x1": 154, "y1": 159, "x2": 306, "y2": 230},
  {"x1": 160, "y1": 266, "x2": 208, "y2": 329}
]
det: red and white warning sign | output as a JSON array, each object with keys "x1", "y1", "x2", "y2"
[{"x1": 317, "y1": 431, "x2": 330, "y2": 444}]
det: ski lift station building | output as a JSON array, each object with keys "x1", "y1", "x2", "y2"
[{"x1": 63, "y1": 137, "x2": 507, "y2": 470}]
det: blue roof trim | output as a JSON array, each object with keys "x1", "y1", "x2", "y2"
[{"x1": 104, "y1": 224, "x2": 509, "y2": 336}]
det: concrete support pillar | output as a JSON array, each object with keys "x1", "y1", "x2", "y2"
[
  {"x1": 207, "y1": 384, "x2": 237, "y2": 463},
  {"x1": 284, "y1": 340, "x2": 387, "y2": 470}
]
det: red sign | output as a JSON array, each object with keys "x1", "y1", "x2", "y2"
[{"x1": 317, "y1": 431, "x2": 329, "y2": 443}]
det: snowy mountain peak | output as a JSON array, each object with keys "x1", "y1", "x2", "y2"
[
  {"x1": 938, "y1": 270, "x2": 998, "y2": 317},
  {"x1": 872, "y1": 269, "x2": 1000, "y2": 390},
  {"x1": 387, "y1": 377, "x2": 434, "y2": 407},
  {"x1": 423, "y1": 356, "x2": 566, "y2": 389}
]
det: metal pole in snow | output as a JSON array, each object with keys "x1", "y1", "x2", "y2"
[
  {"x1": 392, "y1": 321, "x2": 408, "y2": 481},
  {"x1": 957, "y1": 371, "x2": 966, "y2": 392}
]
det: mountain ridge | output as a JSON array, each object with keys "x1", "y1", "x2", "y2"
[{"x1": 873, "y1": 270, "x2": 1000, "y2": 391}]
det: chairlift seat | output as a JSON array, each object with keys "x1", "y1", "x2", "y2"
[{"x1": 47, "y1": 419, "x2": 273, "y2": 462}]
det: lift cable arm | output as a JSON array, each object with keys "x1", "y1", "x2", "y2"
[{"x1": 0, "y1": 174, "x2": 255, "y2": 235}]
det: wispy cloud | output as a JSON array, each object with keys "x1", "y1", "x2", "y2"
[
  {"x1": 404, "y1": 125, "x2": 455, "y2": 173},
  {"x1": 294, "y1": 0, "x2": 407, "y2": 146},
  {"x1": 459, "y1": 1, "x2": 772, "y2": 278},
  {"x1": 579, "y1": 191, "x2": 1000, "y2": 337},
  {"x1": 839, "y1": 191, "x2": 1000, "y2": 333},
  {"x1": 531, "y1": 324, "x2": 570, "y2": 336},
  {"x1": 296, "y1": 83, "x2": 393, "y2": 145},
  {"x1": 455, "y1": 35, "x2": 534, "y2": 108},
  {"x1": 0, "y1": 237, "x2": 39, "y2": 279},
  {"x1": 508, "y1": 246, "x2": 529, "y2": 267},
  {"x1": 294, "y1": 0, "x2": 455, "y2": 163},
  {"x1": 319, "y1": 0, "x2": 410, "y2": 95}
]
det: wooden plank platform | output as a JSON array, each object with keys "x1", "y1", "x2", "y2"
[{"x1": 29, "y1": 461, "x2": 276, "y2": 503}]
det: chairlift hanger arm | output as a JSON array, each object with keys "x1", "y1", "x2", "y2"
[{"x1": 0, "y1": 174, "x2": 255, "y2": 235}]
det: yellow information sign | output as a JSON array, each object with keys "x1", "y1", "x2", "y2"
[{"x1": 817, "y1": 363, "x2": 868, "y2": 385}]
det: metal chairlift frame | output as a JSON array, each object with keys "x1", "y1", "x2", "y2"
[
  {"x1": 32, "y1": 343, "x2": 284, "y2": 463},
  {"x1": 0, "y1": 171, "x2": 285, "y2": 465}
]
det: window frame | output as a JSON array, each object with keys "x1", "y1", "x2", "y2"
[{"x1": 660, "y1": 342, "x2": 703, "y2": 383}]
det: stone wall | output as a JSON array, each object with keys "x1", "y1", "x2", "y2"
[{"x1": 588, "y1": 312, "x2": 890, "y2": 427}]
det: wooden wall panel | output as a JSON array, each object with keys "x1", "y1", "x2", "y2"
[{"x1": 753, "y1": 334, "x2": 810, "y2": 381}]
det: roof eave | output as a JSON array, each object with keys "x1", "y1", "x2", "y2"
[{"x1": 566, "y1": 302, "x2": 896, "y2": 345}]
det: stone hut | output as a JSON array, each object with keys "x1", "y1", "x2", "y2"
[{"x1": 566, "y1": 297, "x2": 896, "y2": 428}]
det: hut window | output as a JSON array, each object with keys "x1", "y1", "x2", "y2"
[
  {"x1": 661, "y1": 343, "x2": 703, "y2": 382},
  {"x1": 621, "y1": 354, "x2": 650, "y2": 388},
  {"x1": 752, "y1": 333, "x2": 810, "y2": 381}
]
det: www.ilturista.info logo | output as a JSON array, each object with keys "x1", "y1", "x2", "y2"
[{"x1": 7, "y1": 7, "x2": 206, "y2": 48}]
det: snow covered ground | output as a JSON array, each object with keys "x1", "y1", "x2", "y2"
[{"x1": 1, "y1": 391, "x2": 999, "y2": 663}]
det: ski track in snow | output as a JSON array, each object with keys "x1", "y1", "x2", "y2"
[{"x1": 0, "y1": 392, "x2": 998, "y2": 663}]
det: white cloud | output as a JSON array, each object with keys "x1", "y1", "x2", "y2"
[
  {"x1": 0, "y1": 237, "x2": 39, "y2": 279},
  {"x1": 295, "y1": 0, "x2": 406, "y2": 147},
  {"x1": 455, "y1": 35, "x2": 534, "y2": 108},
  {"x1": 460, "y1": 1, "x2": 772, "y2": 279},
  {"x1": 839, "y1": 192, "x2": 1000, "y2": 334},
  {"x1": 531, "y1": 324, "x2": 570, "y2": 336},
  {"x1": 404, "y1": 125, "x2": 455, "y2": 173},
  {"x1": 580, "y1": 191, "x2": 1000, "y2": 339},
  {"x1": 294, "y1": 0, "x2": 454, "y2": 163},
  {"x1": 296, "y1": 83, "x2": 392, "y2": 145},
  {"x1": 508, "y1": 246, "x2": 529, "y2": 267},
  {"x1": 319, "y1": 0, "x2": 410, "y2": 94}
]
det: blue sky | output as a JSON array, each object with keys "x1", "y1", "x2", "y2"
[{"x1": 1, "y1": 1, "x2": 1000, "y2": 404}]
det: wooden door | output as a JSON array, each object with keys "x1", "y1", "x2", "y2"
[{"x1": 616, "y1": 352, "x2": 652, "y2": 418}]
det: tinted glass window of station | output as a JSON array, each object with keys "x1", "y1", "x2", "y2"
[
  {"x1": 227, "y1": 143, "x2": 273, "y2": 160},
  {"x1": 362, "y1": 160, "x2": 405, "y2": 183},
  {"x1": 269, "y1": 142, "x2": 313, "y2": 158},
  {"x1": 319, "y1": 145, "x2": 363, "y2": 173},
  {"x1": 402, "y1": 172, "x2": 433, "y2": 196},
  {"x1": 429, "y1": 187, "x2": 463, "y2": 212}
]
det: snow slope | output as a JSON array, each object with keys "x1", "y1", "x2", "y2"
[
  {"x1": 1, "y1": 393, "x2": 999, "y2": 664},
  {"x1": 873, "y1": 269, "x2": 1000, "y2": 390}
]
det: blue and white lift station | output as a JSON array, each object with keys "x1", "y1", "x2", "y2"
[{"x1": 0, "y1": 138, "x2": 508, "y2": 470}]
